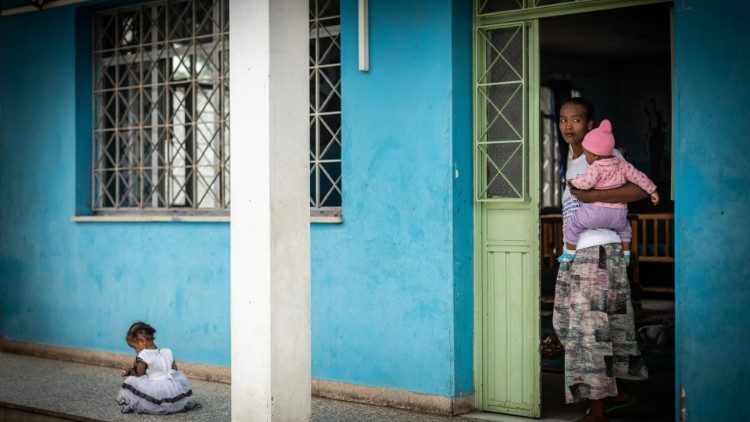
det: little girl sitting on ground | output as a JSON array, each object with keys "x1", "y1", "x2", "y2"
[
  {"x1": 559, "y1": 119, "x2": 660, "y2": 264},
  {"x1": 116, "y1": 321, "x2": 199, "y2": 414}
]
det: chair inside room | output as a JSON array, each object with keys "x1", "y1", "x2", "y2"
[{"x1": 629, "y1": 213, "x2": 675, "y2": 293}]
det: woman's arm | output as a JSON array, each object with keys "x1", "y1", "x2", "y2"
[{"x1": 570, "y1": 182, "x2": 648, "y2": 203}]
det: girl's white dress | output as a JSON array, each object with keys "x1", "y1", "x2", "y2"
[{"x1": 116, "y1": 348, "x2": 198, "y2": 414}]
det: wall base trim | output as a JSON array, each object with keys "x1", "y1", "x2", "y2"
[
  {"x1": 0, "y1": 339, "x2": 474, "y2": 415},
  {"x1": 0, "y1": 339, "x2": 231, "y2": 383},
  {"x1": 312, "y1": 379, "x2": 474, "y2": 416}
]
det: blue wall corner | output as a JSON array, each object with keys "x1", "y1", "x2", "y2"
[
  {"x1": 75, "y1": 7, "x2": 93, "y2": 216},
  {"x1": 450, "y1": 0, "x2": 474, "y2": 397},
  {"x1": 674, "y1": 1, "x2": 750, "y2": 420}
]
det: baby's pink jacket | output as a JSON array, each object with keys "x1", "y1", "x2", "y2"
[{"x1": 569, "y1": 157, "x2": 657, "y2": 209}]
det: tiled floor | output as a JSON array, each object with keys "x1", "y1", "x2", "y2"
[{"x1": 0, "y1": 352, "x2": 672, "y2": 421}]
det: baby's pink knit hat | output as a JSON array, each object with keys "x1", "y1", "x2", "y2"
[{"x1": 582, "y1": 119, "x2": 615, "y2": 156}]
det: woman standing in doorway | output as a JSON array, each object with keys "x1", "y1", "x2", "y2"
[{"x1": 552, "y1": 98, "x2": 649, "y2": 422}]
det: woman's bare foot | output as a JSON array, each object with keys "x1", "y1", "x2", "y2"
[
  {"x1": 580, "y1": 399, "x2": 611, "y2": 422},
  {"x1": 605, "y1": 389, "x2": 630, "y2": 404},
  {"x1": 578, "y1": 413, "x2": 611, "y2": 422}
]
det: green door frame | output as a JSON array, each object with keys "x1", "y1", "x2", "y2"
[
  {"x1": 473, "y1": 17, "x2": 541, "y2": 417},
  {"x1": 472, "y1": 0, "x2": 673, "y2": 416}
]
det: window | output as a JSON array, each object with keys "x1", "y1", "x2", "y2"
[
  {"x1": 92, "y1": 0, "x2": 229, "y2": 214},
  {"x1": 309, "y1": 0, "x2": 342, "y2": 216}
]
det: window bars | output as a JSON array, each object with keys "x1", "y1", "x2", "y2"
[
  {"x1": 92, "y1": 0, "x2": 229, "y2": 214},
  {"x1": 309, "y1": 0, "x2": 342, "y2": 214},
  {"x1": 476, "y1": 25, "x2": 527, "y2": 200}
]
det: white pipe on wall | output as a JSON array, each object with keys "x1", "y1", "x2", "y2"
[{"x1": 358, "y1": 0, "x2": 369, "y2": 72}]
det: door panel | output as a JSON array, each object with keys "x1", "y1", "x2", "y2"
[
  {"x1": 475, "y1": 19, "x2": 540, "y2": 417},
  {"x1": 483, "y1": 246, "x2": 536, "y2": 412},
  {"x1": 485, "y1": 209, "x2": 531, "y2": 242}
]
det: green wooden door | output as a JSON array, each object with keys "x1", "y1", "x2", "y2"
[{"x1": 474, "y1": 19, "x2": 540, "y2": 417}]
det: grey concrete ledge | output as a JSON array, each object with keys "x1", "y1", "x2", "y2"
[
  {"x1": 0, "y1": 339, "x2": 231, "y2": 384},
  {"x1": 312, "y1": 379, "x2": 474, "y2": 416}
]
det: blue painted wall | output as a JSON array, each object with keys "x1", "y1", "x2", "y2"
[
  {"x1": 0, "y1": 6, "x2": 231, "y2": 366},
  {"x1": 450, "y1": 0, "x2": 474, "y2": 397},
  {"x1": 311, "y1": 0, "x2": 473, "y2": 397},
  {"x1": 0, "y1": 0, "x2": 474, "y2": 399},
  {"x1": 674, "y1": 1, "x2": 750, "y2": 420},
  {"x1": 8, "y1": 0, "x2": 749, "y2": 413}
]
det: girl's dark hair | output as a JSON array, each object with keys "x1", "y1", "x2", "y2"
[
  {"x1": 126, "y1": 321, "x2": 156, "y2": 341},
  {"x1": 560, "y1": 97, "x2": 595, "y2": 121}
]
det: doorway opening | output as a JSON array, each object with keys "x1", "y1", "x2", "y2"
[{"x1": 537, "y1": 3, "x2": 675, "y2": 420}]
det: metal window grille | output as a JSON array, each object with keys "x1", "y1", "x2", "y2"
[
  {"x1": 92, "y1": 0, "x2": 229, "y2": 214},
  {"x1": 476, "y1": 25, "x2": 527, "y2": 200},
  {"x1": 309, "y1": 0, "x2": 342, "y2": 214}
]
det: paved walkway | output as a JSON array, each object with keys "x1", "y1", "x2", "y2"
[{"x1": 0, "y1": 352, "x2": 671, "y2": 421}]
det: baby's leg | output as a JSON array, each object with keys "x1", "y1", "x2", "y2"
[
  {"x1": 558, "y1": 243, "x2": 577, "y2": 263},
  {"x1": 563, "y1": 212, "x2": 588, "y2": 248},
  {"x1": 561, "y1": 205, "x2": 623, "y2": 263},
  {"x1": 621, "y1": 241, "x2": 632, "y2": 264},
  {"x1": 563, "y1": 204, "x2": 611, "y2": 244},
  {"x1": 608, "y1": 211, "x2": 632, "y2": 242},
  {"x1": 609, "y1": 210, "x2": 632, "y2": 264},
  {"x1": 559, "y1": 211, "x2": 593, "y2": 263}
]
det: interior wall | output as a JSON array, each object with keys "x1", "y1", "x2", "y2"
[
  {"x1": 616, "y1": 58, "x2": 671, "y2": 172},
  {"x1": 541, "y1": 53, "x2": 670, "y2": 174}
]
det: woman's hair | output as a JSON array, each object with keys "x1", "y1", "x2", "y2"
[
  {"x1": 561, "y1": 97, "x2": 595, "y2": 121},
  {"x1": 126, "y1": 321, "x2": 156, "y2": 341}
]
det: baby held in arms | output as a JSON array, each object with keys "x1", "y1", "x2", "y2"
[{"x1": 559, "y1": 119, "x2": 660, "y2": 264}]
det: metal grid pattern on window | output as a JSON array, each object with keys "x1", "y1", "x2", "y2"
[
  {"x1": 92, "y1": 0, "x2": 229, "y2": 214},
  {"x1": 476, "y1": 24, "x2": 527, "y2": 200},
  {"x1": 309, "y1": 0, "x2": 342, "y2": 214}
]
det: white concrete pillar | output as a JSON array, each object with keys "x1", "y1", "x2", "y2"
[{"x1": 229, "y1": 1, "x2": 310, "y2": 421}]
